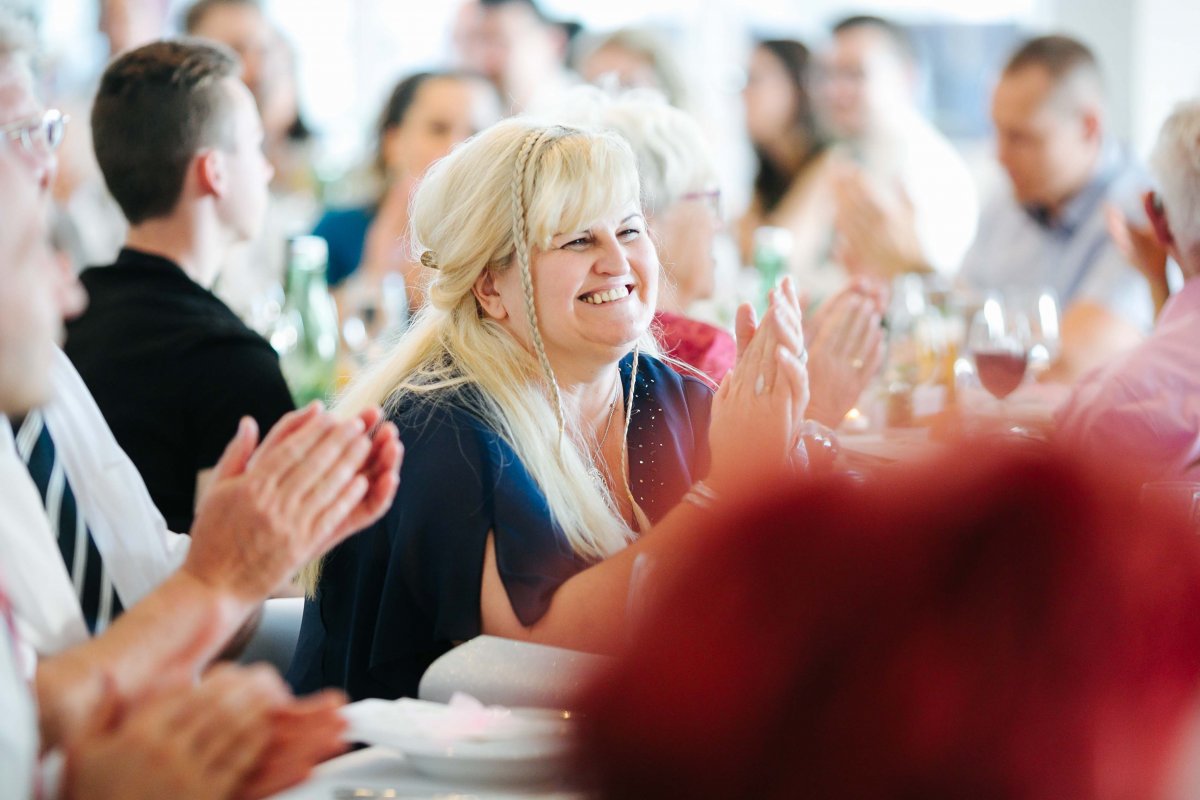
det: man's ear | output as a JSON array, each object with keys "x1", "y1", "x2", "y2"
[
  {"x1": 1144, "y1": 190, "x2": 1174, "y2": 249},
  {"x1": 472, "y1": 269, "x2": 508, "y2": 320},
  {"x1": 1080, "y1": 106, "x2": 1103, "y2": 144},
  {"x1": 195, "y1": 149, "x2": 226, "y2": 198}
]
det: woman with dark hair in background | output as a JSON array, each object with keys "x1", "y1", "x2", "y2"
[
  {"x1": 313, "y1": 70, "x2": 500, "y2": 310},
  {"x1": 738, "y1": 39, "x2": 837, "y2": 289}
]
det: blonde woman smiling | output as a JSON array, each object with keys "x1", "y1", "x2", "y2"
[{"x1": 288, "y1": 119, "x2": 808, "y2": 701}]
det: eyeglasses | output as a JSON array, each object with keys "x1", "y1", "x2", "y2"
[
  {"x1": 681, "y1": 188, "x2": 721, "y2": 217},
  {"x1": 0, "y1": 109, "x2": 69, "y2": 157}
]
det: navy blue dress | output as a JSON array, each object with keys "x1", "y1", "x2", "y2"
[
  {"x1": 312, "y1": 205, "x2": 373, "y2": 287},
  {"x1": 287, "y1": 353, "x2": 712, "y2": 700}
]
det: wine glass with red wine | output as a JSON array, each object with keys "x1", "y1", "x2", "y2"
[{"x1": 969, "y1": 295, "x2": 1032, "y2": 406}]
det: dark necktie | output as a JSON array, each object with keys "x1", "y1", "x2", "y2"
[{"x1": 11, "y1": 411, "x2": 123, "y2": 635}]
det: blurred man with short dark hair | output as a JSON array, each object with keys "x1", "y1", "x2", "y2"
[{"x1": 960, "y1": 35, "x2": 1154, "y2": 380}]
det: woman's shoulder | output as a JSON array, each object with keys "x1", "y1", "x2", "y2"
[
  {"x1": 634, "y1": 349, "x2": 717, "y2": 390},
  {"x1": 372, "y1": 388, "x2": 518, "y2": 528},
  {"x1": 313, "y1": 205, "x2": 374, "y2": 239},
  {"x1": 386, "y1": 385, "x2": 500, "y2": 447},
  {"x1": 625, "y1": 352, "x2": 715, "y2": 423}
]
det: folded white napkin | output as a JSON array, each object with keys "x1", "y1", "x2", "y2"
[{"x1": 341, "y1": 692, "x2": 572, "y2": 749}]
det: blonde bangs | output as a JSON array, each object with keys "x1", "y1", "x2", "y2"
[{"x1": 523, "y1": 129, "x2": 642, "y2": 248}]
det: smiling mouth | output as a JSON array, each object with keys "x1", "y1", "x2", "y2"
[{"x1": 579, "y1": 284, "x2": 634, "y2": 305}]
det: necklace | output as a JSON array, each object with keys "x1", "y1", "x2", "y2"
[{"x1": 586, "y1": 379, "x2": 621, "y2": 490}]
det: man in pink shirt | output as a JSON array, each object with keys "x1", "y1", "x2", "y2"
[{"x1": 1055, "y1": 99, "x2": 1200, "y2": 480}]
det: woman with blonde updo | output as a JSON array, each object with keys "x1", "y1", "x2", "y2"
[{"x1": 288, "y1": 118, "x2": 809, "y2": 701}]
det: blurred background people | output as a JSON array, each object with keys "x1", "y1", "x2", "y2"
[
  {"x1": 960, "y1": 35, "x2": 1153, "y2": 382},
  {"x1": 1055, "y1": 98, "x2": 1200, "y2": 480},
  {"x1": 98, "y1": 0, "x2": 171, "y2": 56},
  {"x1": 185, "y1": 0, "x2": 313, "y2": 186},
  {"x1": 450, "y1": 0, "x2": 488, "y2": 73},
  {"x1": 64, "y1": 40, "x2": 294, "y2": 533},
  {"x1": 580, "y1": 442, "x2": 1200, "y2": 799},
  {"x1": 50, "y1": 0, "x2": 174, "y2": 269},
  {"x1": 184, "y1": 0, "x2": 319, "y2": 324},
  {"x1": 814, "y1": 15, "x2": 978, "y2": 289},
  {"x1": 470, "y1": 0, "x2": 580, "y2": 115},
  {"x1": 575, "y1": 27, "x2": 688, "y2": 109},
  {"x1": 314, "y1": 69, "x2": 500, "y2": 318},
  {"x1": 736, "y1": 38, "x2": 835, "y2": 291}
]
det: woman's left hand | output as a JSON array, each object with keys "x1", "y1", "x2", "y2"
[
  {"x1": 805, "y1": 282, "x2": 885, "y2": 426},
  {"x1": 708, "y1": 277, "x2": 809, "y2": 490}
]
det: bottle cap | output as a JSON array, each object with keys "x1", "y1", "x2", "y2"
[{"x1": 288, "y1": 235, "x2": 329, "y2": 272}]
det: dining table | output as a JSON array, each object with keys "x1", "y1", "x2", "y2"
[
  {"x1": 268, "y1": 745, "x2": 585, "y2": 800},
  {"x1": 269, "y1": 636, "x2": 603, "y2": 800}
]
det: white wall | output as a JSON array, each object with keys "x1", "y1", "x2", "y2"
[
  {"x1": 1129, "y1": 0, "x2": 1200, "y2": 155},
  {"x1": 1047, "y1": 0, "x2": 1200, "y2": 157}
]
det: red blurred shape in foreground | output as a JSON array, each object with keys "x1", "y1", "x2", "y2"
[{"x1": 579, "y1": 440, "x2": 1200, "y2": 800}]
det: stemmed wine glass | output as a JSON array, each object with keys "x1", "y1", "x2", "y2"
[
  {"x1": 968, "y1": 295, "x2": 1032, "y2": 418},
  {"x1": 1006, "y1": 286, "x2": 1061, "y2": 377},
  {"x1": 340, "y1": 273, "x2": 410, "y2": 367}
]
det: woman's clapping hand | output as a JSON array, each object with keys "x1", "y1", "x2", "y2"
[
  {"x1": 804, "y1": 279, "x2": 886, "y2": 426},
  {"x1": 708, "y1": 277, "x2": 810, "y2": 490}
]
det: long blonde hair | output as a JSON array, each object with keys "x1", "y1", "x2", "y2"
[{"x1": 300, "y1": 119, "x2": 660, "y2": 594}]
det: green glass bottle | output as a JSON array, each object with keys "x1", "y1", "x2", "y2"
[
  {"x1": 271, "y1": 236, "x2": 339, "y2": 406},
  {"x1": 752, "y1": 226, "x2": 793, "y2": 315}
]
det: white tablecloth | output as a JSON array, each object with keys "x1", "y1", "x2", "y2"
[
  {"x1": 418, "y1": 635, "x2": 608, "y2": 708},
  {"x1": 268, "y1": 746, "x2": 582, "y2": 800}
]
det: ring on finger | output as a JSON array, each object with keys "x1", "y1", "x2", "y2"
[
  {"x1": 797, "y1": 348, "x2": 809, "y2": 368},
  {"x1": 755, "y1": 374, "x2": 766, "y2": 396}
]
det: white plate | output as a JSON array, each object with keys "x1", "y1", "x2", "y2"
[
  {"x1": 397, "y1": 735, "x2": 574, "y2": 784},
  {"x1": 342, "y1": 699, "x2": 576, "y2": 784}
]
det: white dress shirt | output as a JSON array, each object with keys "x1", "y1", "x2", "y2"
[
  {"x1": 0, "y1": 578, "x2": 37, "y2": 800},
  {"x1": 794, "y1": 109, "x2": 979, "y2": 301},
  {"x1": 850, "y1": 109, "x2": 980, "y2": 277},
  {"x1": 0, "y1": 348, "x2": 189, "y2": 676}
]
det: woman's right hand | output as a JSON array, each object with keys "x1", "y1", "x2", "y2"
[{"x1": 707, "y1": 279, "x2": 810, "y2": 492}]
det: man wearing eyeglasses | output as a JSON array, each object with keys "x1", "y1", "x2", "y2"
[
  {"x1": 0, "y1": 16, "x2": 402, "y2": 795},
  {"x1": 0, "y1": 107, "x2": 65, "y2": 153}
]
